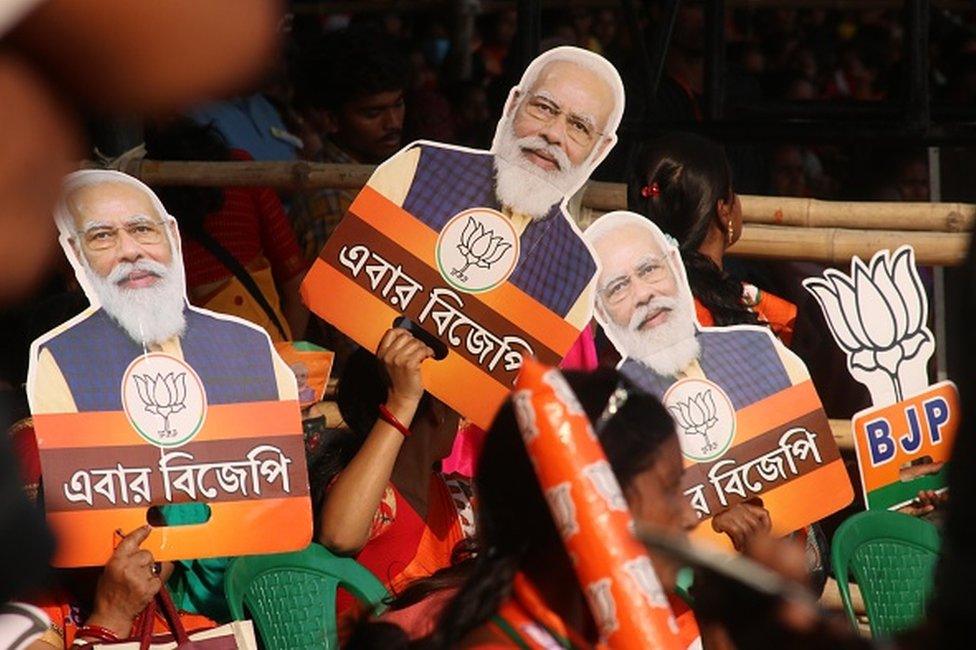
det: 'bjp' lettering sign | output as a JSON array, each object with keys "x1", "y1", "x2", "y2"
[{"x1": 852, "y1": 381, "x2": 958, "y2": 509}]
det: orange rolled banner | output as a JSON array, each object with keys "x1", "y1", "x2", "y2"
[{"x1": 513, "y1": 357, "x2": 681, "y2": 649}]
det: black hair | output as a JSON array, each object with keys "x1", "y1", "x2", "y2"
[
  {"x1": 335, "y1": 346, "x2": 434, "y2": 439},
  {"x1": 142, "y1": 118, "x2": 228, "y2": 238},
  {"x1": 424, "y1": 369, "x2": 676, "y2": 649},
  {"x1": 627, "y1": 132, "x2": 762, "y2": 327},
  {"x1": 573, "y1": 369, "x2": 677, "y2": 489},
  {"x1": 310, "y1": 346, "x2": 435, "y2": 529},
  {"x1": 293, "y1": 26, "x2": 409, "y2": 112}
]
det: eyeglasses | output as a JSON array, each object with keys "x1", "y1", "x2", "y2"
[
  {"x1": 522, "y1": 95, "x2": 602, "y2": 147},
  {"x1": 81, "y1": 220, "x2": 167, "y2": 251},
  {"x1": 600, "y1": 256, "x2": 671, "y2": 306}
]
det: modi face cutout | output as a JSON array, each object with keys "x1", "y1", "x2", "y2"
[
  {"x1": 493, "y1": 49, "x2": 622, "y2": 218},
  {"x1": 302, "y1": 47, "x2": 626, "y2": 428},
  {"x1": 585, "y1": 211, "x2": 701, "y2": 376},
  {"x1": 30, "y1": 170, "x2": 312, "y2": 567},
  {"x1": 56, "y1": 171, "x2": 187, "y2": 347}
]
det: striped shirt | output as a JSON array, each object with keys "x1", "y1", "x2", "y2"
[{"x1": 181, "y1": 150, "x2": 305, "y2": 290}]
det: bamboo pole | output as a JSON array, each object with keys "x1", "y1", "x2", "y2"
[
  {"x1": 730, "y1": 225, "x2": 970, "y2": 266},
  {"x1": 113, "y1": 159, "x2": 974, "y2": 265},
  {"x1": 829, "y1": 419, "x2": 853, "y2": 452},
  {"x1": 121, "y1": 159, "x2": 376, "y2": 191},
  {"x1": 739, "y1": 195, "x2": 975, "y2": 233},
  {"x1": 126, "y1": 160, "x2": 976, "y2": 233},
  {"x1": 581, "y1": 180, "x2": 976, "y2": 232}
]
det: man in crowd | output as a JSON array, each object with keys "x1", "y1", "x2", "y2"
[
  {"x1": 583, "y1": 211, "x2": 808, "y2": 410},
  {"x1": 290, "y1": 26, "x2": 409, "y2": 259},
  {"x1": 366, "y1": 46, "x2": 625, "y2": 324}
]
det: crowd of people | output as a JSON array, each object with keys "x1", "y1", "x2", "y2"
[
  {"x1": 3, "y1": 2, "x2": 976, "y2": 650},
  {"x1": 10, "y1": 2, "x2": 976, "y2": 415}
]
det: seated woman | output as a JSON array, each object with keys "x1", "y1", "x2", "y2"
[
  {"x1": 626, "y1": 132, "x2": 796, "y2": 344},
  {"x1": 312, "y1": 327, "x2": 473, "y2": 612},
  {"x1": 351, "y1": 369, "x2": 774, "y2": 648}
]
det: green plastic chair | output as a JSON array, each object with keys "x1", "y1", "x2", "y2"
[
  {"x1": 831, "y1": 510, "x2": 940, "y2": 638},
  {"x1": 224, "y1": 543, "x2": 388, "y2": 650}
]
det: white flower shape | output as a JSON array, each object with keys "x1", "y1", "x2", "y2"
[
  {"x1": 456, "y1": 216, "x2": 512, "y2": 274},
  {"x1": 803, "y1": 246, "x2": 933, "y2": 403},
  {"x1": 668, "y1": 390, "x2": 719, "y2": 452},
  {"x1": 133, "y1": 371, "x2": 188, "y2": 437}
]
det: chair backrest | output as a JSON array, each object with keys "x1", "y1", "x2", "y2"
[
  {"x1": 831, "y1": 510, "x2": 940, "y2": 638},
  {"x1": 224, "y1": 543, "x2": 388, "y2": 650}
]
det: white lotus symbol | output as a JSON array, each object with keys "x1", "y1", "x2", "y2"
[
  {"x1": 133, "y1": 372, "x2": 188, "y2": 438},
  {"x1": 669, "y1": 390, "x2": 720, "y2": 453},
  {"x1": 456, "y1": 216, "x2": 512, "y2": 275},
  {"x1": 804, "y1": 246, "x2": 933, "y2": 404}
]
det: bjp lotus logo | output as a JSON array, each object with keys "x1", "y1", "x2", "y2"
[
  {"x1": 669, "y1": 390, "x2": 720, "y2": 452},
  {"x1": 455, "y1": 216, "x2": 512, "y2": 280},
  {"x1": 664, "y1": 378, "x2": 735, "y2": 462},
  {"x1": 122, "y1": 353, "x2": 207, "y2": 448},
  {"x1": 436, "y1": 208, "x2": 519, "y2": 294},
  {"x1": 133, "y1": 372, "x2": 187, "y2": 438},
  {"x1": 803, "y1": 246, "x2": 934, "y2": 406}
]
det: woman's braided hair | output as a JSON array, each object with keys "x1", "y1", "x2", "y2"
[{"x1": 626, "y1": 132, "x2": 761, "y2": 327}]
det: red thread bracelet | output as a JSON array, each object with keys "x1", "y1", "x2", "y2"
[
  {"x1": 378, "y1": 404, "x2": 412, "y2": 437},
  {"x1": 75, "y1": 624, "x2": 122, "y2": 643}
]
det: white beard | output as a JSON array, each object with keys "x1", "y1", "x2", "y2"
[
  {"x1": 84, "y1": 255, "x2": 187, "y2": 346},
  {"x1": 492, "y1": 116, "x2": 596, "y2": 219},
  {"x1": 603, "y1": 287, "x2": 701, "y2": 377}
]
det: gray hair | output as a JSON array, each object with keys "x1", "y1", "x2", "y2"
[
  {"x1": 54, "y1": 169, "x2": 173, "y2": 238},
  {"x1": 514, "y1": 46, "x2": 625, "y2": 136},
  {"x1": 584, "y1": 210, "x2": 686, "y2": 305},
  {"x1": 583, "y1": 210, "x2": 669, "y2": 251}
]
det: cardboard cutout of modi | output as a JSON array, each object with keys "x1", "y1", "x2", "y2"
[
  {"x1": 585, "y1": 211, "x2": 853, "y2": 549},
  {"x1": 301, "y1": 46, "x2": 624, "y2": 428},
  {"x1": 27, "y1": 170, "x2": 312, "y2": 567}
]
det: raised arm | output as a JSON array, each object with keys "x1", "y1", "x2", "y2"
[{"x1": 317, "y1": 328, "x2": 433, "y2": 554}]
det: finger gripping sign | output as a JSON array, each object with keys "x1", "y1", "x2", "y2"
[
  {"x1": 28, "y1": 170, "x2": 312, "y2": 567},
  {"x1": 514, "y1": 356, "x2": 681, "y2": 650},
  {"x1": 585, "y1": 211, "x2": 853, "y2": 550},
  {"x1": 804, "y1": 246, "x2": 958, "y2": 509},
  {"x1": 301, "y1": 46, "x2": 625, "y2": 429}
]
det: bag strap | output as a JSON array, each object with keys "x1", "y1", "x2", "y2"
[
  {"x1": 137, "y1": 598, "x2": 156, "y2": 650},
  {"x1": 191, "y1": 227, "x2": 289, "y2": 340},
  {"x1": 155, "y1": 585, "x2": 191, "y2": 645},
  {"x1": 133, "y1": 585, "x2": 191, "y2": 649}
]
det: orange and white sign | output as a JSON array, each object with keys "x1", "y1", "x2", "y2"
[
  {"x1": 302, "y1": 46, "x2": 626, "y2": 428},
  {"x1": 805, "y1": 246, "x2": 954, "y2": 509},
  {"x1": 851, "y1": 381, "x2": 958, "y2": 510},
  {"x1": 28, "y1": 169, "x2": 311, "y2": 567},
  {"x1": 514, "y1": 357, "x2": 681, "y2": 649},
  {"x1": 586, "y1": 211, "x2": 853, "y2": 550}
]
